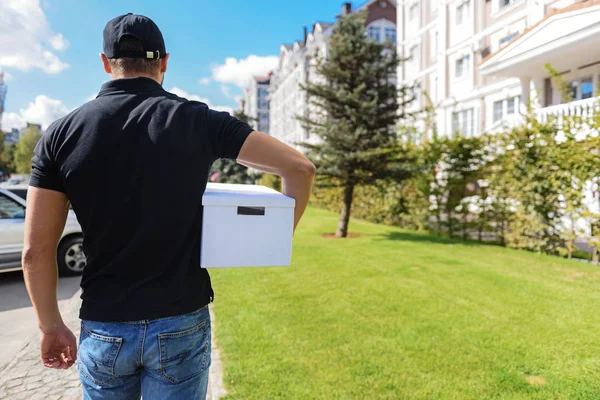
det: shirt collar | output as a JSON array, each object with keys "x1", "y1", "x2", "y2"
[{"x1": 97, "y1": 77, "x2": 164, "y2": 97}]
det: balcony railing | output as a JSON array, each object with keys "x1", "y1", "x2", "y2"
[{"x1": 537, "y1": 96, "x2": 600, "y2": 124}]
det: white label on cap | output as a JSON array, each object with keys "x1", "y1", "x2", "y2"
[{"x1": 146, "y1": 51, "x2": 153, "y2": 59}]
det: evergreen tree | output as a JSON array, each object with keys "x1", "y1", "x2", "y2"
[
  {"x1": 299, "y1": 11, "x2": 414, "y2": 237},
  {"x1": 14, "y1": 124, "x2": 42, "y2": 174},
  {"x1": 210, "y1": 109, "x2": 261, "y2": 184}
]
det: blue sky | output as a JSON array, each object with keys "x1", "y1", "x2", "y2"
[{"x1": 0, "y1": 0, "x2": 348, "y2": 131}]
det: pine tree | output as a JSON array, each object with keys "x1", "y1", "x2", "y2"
[
  {"x1": 299, "y1": 11, "x2": 413, "y2": 237},
  {"x1": 210, "y1": 109, "x2": 261, "y2": 184}
]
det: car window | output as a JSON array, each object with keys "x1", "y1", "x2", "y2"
[
  {"x1": 8, "y1": 189, "x2": 28, "y2": 201},
  {"x1": 0, "y1": 193, "x2": 25, "y2": 219}
]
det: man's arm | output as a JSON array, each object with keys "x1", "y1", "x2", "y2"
[
  {"x1": 22, "y1": 186, "x2": 77, "y2": 369},
  {"x1": 237, "y1": 131, "x2": 316, "y2": 230}
]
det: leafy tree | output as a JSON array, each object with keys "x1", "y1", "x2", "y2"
[
  {"x1": 210, "y1": 109, "x2": 261, "y2": 184},
  {"x1": 2, "y1": 142, "x2": 16, "y2": 175},
  {"x1": 0, "y1": 129, "x2": 10, "y2": 179},
  {"x1": 299, "y1": 11, "x2": 414, "y2": 237},
  {"x1": 14, "y1": 124, "x2": 42, "y2": 174}
]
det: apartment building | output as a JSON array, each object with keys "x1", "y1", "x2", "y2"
[
  {"x1": 398, "y1": 0, "x2": 600, "y2": 139},
  {"x1": 269, "y1": 0, "x2": 398, "y2": 148},
  {"x1": 243, "y1": 75, "x2": 271, "y2": 133}
]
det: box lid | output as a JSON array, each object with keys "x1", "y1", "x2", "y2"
[{"x1": 202, "y1": 183, "x2": 296, "y2": 208}]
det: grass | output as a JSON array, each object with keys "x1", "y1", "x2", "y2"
[{"x1": 209, "y1": 208, "x2": 600, "y2": 399}]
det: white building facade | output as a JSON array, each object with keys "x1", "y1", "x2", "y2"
[
  {"x1": 269, "y1": 0, "x2": 398, "y2": 149},
  {"x1": 243, "y1": 75, "x2": 271, "y2": 133},
  {"x1": 398, "y1": 0, "x2": 600, "y2": 139}
]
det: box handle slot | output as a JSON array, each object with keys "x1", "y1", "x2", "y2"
[{"x1": 237, "y1": 206, "x2": 265, "y2": 216}]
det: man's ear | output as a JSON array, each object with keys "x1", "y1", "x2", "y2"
[
  {"x1": 160, "y1": 53, "x2": 170, "y2": 74},
  {"x1": 100, "y1": 53, "x2": 112, "y2": 74}
]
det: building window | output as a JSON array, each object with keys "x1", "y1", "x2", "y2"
[
  {"x1": 455, "y1": 54, "x2": 470, "y2": 78},
  {"x1": 456, "y1": 1, "x2": 470, "y2": 26},
  {"x1": 385, "y1": 28, "x2": 396, "y2": 44},
  {"x1": 582, "y1": 77, "x2": 594, "y2": 99},
  {"x1": 259, "y1": 99, "x2": 269, "y2": 109},
  {"x1": 507, "y1": 97, "x2": 516, "y2": 114},
  {"x1": 258, "y1": 88, "x2": 268, "y2": 98},
  {"x1": 493, "y1": 100, "x2": 503, "y2": 123},
  {"x1": 409, "y1": 3, "x2": 419, "y2": 21},
  {"x1": 410, "y1": 45, "x2": 420, "y2": 68},
  {"x1": 492, "y1": 97, "x2": 519, "y2": 124},
  {"x1": 430, "y1": 30, "x2": 438, "y2": 59},
  {"x1": 452, "y1": 108, "x2": 475, "y2": 137},
  {"x1": 368, "y1": 26, "x2": 381, "y2": 42},
  {"x1": 500, "y1": 0, "x2": 516, "y2": 9},
  {"x1": 499, "y1": 32, "x2": 519, "y2": 46}
]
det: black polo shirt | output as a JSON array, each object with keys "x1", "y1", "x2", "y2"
[{"x1": 29, "y1": 77, "x2": 253, "y2": 322}]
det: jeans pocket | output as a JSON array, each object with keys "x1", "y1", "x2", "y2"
[
  {"x1": 78, "y1": 322, "x2": 123, "y2": 386},
  {"x1": 158, "y1": 320, "x2": 210, "y2": 384}
]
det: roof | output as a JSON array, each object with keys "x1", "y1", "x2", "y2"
[
  {"x1": 481, "y1": 0, "x2": 600, "y2": 65},
  {"x1": 253, "y1": 75, "x2": 270, "y2": 82}
]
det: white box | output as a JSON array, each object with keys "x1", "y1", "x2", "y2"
[{"x1": 201, "y1": 183, "x2": 295, "y2": 268}]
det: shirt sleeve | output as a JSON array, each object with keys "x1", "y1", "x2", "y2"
[
  {"x1": 29, "y1": 127, "x2": 65, "y2": 193},
  {"x1": 206, "y1": 109, "x2": 254, "y2": 160}
]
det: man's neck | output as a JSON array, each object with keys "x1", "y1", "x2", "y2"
[{"x1": 111, "y1": 73, "x2": 161, "y2": 85}]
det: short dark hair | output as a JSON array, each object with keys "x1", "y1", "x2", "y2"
[{"x1": 107, "y1": 35, "x2": 160, "y2": 75}]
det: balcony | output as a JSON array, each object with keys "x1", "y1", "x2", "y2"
[
  {"x1": 537, "y1": 96, "x2": 600, "y2": 124},
  {"x1": 484, "y1": 96, "x2": 600, "y2": 135},
  {"x1": 480, "y1": 2, "x2": 600, "y2": 79}
]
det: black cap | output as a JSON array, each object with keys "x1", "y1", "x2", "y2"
[{"x1": 103, "y1": 13, "x2": 166, "y2": 59}]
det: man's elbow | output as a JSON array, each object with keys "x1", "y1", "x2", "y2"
[
  {"x1": 22, "y1": 246, "x2": 53, "y2": 271},
  {"x1": 296, "y1": 159, "x2": 316, "y2": 178}
]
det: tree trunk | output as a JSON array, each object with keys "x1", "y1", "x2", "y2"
[
  {"x1": 448, "y1": 210, "x2": 454, "y2": 239},
  {"x1": 499, "y1": 219, "x2": 506, "y2": 247},
  {"x1": 593, "y1": 247, "x2": 599, "y2": 265},
  {"x1": 336, "y1": 183, "x2": 354, "y2": 238},
  {"x1": 462, "y1": 212, "x2": 468, "y2": 241}
]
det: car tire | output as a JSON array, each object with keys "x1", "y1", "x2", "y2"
[{"x1": 57, "y1": 236, "x2": 86, "y2": 276}]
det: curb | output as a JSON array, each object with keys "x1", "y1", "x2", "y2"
[{"x1": 208, "y1": 305, "x2": 228, "y2": 400}]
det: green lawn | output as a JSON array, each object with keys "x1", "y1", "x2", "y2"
[{"x1": 210, "y1": 208, "x2": 600, "y2": 399}]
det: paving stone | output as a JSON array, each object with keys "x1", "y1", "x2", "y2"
[
  {"x1": 5, "y1": 378, "x2": 23, "y2": 388},
  {"x1": 25, "y1": 381, "x2": 44, "y2": 390},
  {"x1": 61, "y1": 387, "x2": 82, "y2": 400},
  {"x1": 9, "y1": 368, "x2": 28, "y2": 379}
]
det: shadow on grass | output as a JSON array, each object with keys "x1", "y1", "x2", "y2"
[{"x1": 380, "y1": 231, "x2": 497, "y2": 248}]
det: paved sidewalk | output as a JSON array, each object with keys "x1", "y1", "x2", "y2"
[
  {"x1": 0, "y1": 291, "x2": 225, "y2": 400},
  {"x1": 0, "y1": 291, "x2": 82, "y2": 400}
]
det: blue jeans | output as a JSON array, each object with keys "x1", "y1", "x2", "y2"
[{"x1": 78, "y1": 306, "x2": 211, "y2": 399}]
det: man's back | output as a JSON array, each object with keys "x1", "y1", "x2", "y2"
[{"x1": 31, "y1": 77, "x2": 253, "y2": 322}]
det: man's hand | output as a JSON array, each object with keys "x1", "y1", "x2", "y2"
[
  {"x1": 40, "y1": 323, "x2": 77, "y2": 369},
  {"x1": 237, "y1": 131, "x2": 316, "y2": 230}
]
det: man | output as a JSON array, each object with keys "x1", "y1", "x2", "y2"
[{"x1": 22, "y1": 14, "x2": 315, "y2": 400}]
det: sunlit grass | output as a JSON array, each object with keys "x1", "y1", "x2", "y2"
[{"x1": 210, "y1": 207, "x2": 600, "y2": 399}]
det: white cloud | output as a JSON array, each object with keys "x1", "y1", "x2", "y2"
[
  {"x1": 168, "y1": 87, "x2": 234, "y2": 114},
  {"x1": 221, "y1": 85, "x2": 233, "y2": 98},
  {"x1": 2, "y1": 71, "x2": 13, "y2": 81},
  {"x1": 198, "y1": 77, "x2": 211, "y2": 85},
  {"x1": 211, "y1": 55, "x2": 277, "y2": 88},
  {"x1": 86, "y1": 93, "x2": 97, "y2": 102},
  {"x1": 0, "y1": 0, "x2": 69, "y2": 73},
  {"x1": 49, "y1": 33, "x2": 69, "y2": 51},
  {"x1": 1, "y1": 112, "x2": 25, "y2": 131},
  {"x1": 1, "y1": 95, "x2": 70, "y2": 131}
]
